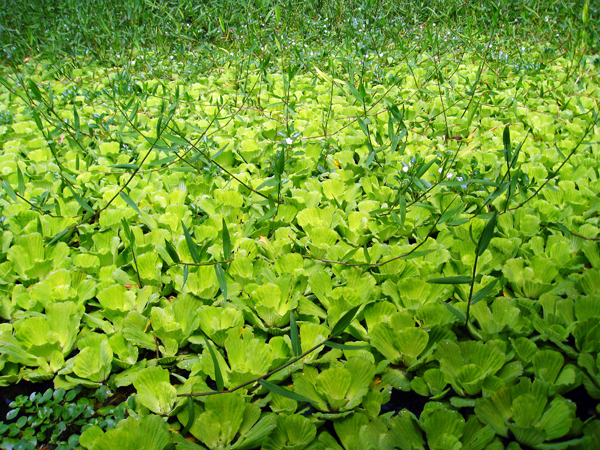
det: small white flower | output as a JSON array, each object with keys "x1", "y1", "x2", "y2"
[
  {"x1": 438, "y1": 167, "x2": 443, "y2": 173},
  {"x1": 403, "y1": 165, "x2": 409, "y2": 173},
  {"x1": 285, "y1": 137, "x2": 293, "y2": 145},
  {"x1": 457, "y1": 176, "x2": 464, "y2": 182},
  {"x1": 447, "y1": 173, "x2": 453, "y2": 179}
]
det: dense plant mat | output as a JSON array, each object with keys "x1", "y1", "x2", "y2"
[{"x1": 1, "y1": 8, "x2": 600, "y2": 449}]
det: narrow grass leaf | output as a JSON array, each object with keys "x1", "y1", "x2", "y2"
[
  {"x1": 399, "y1": 196, "x2": 406, "y2": 228},
  {"x1": 222, "y1": 219, "x2": 231, "y2": 261},
  {"x1": 182, "y1": 264, "x2": 189, "y2": 291},
  {"x1": 73, "y1": 106, "x2": 80, "y2": 137},
  {"x1": 416, "y1": 158, "x2": 438, "y2": 178},
  {"x1": 182, "y1": 221, "x2": 200, "y2": 264},
  {"x1": 258, "y1": 380, "x2": 313, "y2": 403},
  {"x1": 477, "y1": 212, "x2": 498, "y2": 256},
  {"x1": 325, "y1": 341, "x2": 371, "y2": 350},
  {"x1": 401, "y1": 249, "x2": 435, "y2": 260},
  {"x1": 470, "y1": 279, "x2": 498, "y2": 305},
  {"x1": 69, "y1": 187, "x2": 94, "y2": 214},
  {"x1": 363, "y1": 243, "x2": 371, "y2": 264},
  {"x1": 180, "y1": 397, "x2": 195, "y2": 437},
  {"x1": 503, "y1": 126, "x2": 511, "y2": 165},
  {"x1": 202, "y1": 332, "x2": 224, "y2": 392},
  {"x1": 36, "y1": 216, "x2": 43, "y2": 236},
  {"x1": 443, "y1": 302, "x2": 466, "y2": 322},
  {"x1": 110, "y1": 164, "x2": 139, "y2": 170},
  {"x1": 357, "y1": 117, "x2": 369, "y2": 137},
  {"x1": 290, "y1": 312, "x2": 301, "y2": 357},
  {"x1": 163, "y1": 133, "x2": 189, "y2": 146},
  {"x1": 215, "y1": 264, "x2": 227, "y2": 300},
  {"x1": 331, "y1": 305, "x2": 360, "y2": 337},
  {"x1": 2, "y1": 180, "x2": 18, "y2": 202},
  {"x1": 165, "y1": 240, "x2": 180, "y2": 264},
  {"x1": 17, "y1": 167, "x2": 25, "y2": 196},
  {"x1": 119, "y1": 191, "x2": 141, "y2": 214},
  {"x1": 47, "y1": 228, "x2": 70, "y2": 246},
  {"x1": 341, "y1": 247, "x2": 360, "y2": 263},
  {"x1": 121, "y1": 218, "x2": 134, "y2": 246},
  {"x1": 257, "y1": 205, "x2": 277, "y2": 224},
  {"x1": 346, "y1": 82, "x2": 364, "y2": 104},
  {"x1": 29, "y1": 80, "x2": 42, "y2": 102},
  {"x1": 427, "y1": 276, "x2": 472, "y2": 284}
]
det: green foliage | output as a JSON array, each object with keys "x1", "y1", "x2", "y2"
[
  {"x1": 0, "y1": 386, "x2": 126, "y2": 450},
  {"x1": 0, "y1": 1, "x2": 599, "y2": 449}
]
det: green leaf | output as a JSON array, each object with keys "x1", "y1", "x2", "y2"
[
  {"x1": 290, "y1": 312, "x2": 301, "y2": 357},
  {"x1": 470, "y1": 279, "x2": 498, "y2": 305},
  {"x1": 109, "y1": 164, "x2": 139, "y2": 170},
  {"x1": 443, "y1": 302, "x2": 466, "y2": 322},
  {"x1": 325, "y1": 341, "x2": 371, "y2": 350},
  {"x1": 503, "y1": 126, "x2": 511, "y2": 166},
  {"x1": 477, "y1": 212, "x2": 498, "y2": 256},
  {"x1": 257, "y1": 205, "x2": 277, "y2": 224},
  {"x1": 215, "y1": 263, "x2": 227, "y2": 300},
  {"x1": 180, "y1": 397, "x2": 195, "y2": 437},
  {"x1": 331, "y1": 305, "x2": 360, "y2": 338},
  {"x1": 202, "y1": 332, "x2": 224, "y2": 392},
  {"x1": 399, "y1": 196, "x2": 406, "y2": 227},
  {"x1": 73, "y1": 105, "x2": 81, "y2": 136},
  {"x1": 259, "y1": 380, "x2": 313, "y2": 403},
  {"x1": 357, "y1": 117, "x2": 369, "y2": 137},
  {"x1": 69, "y1": 187, "x2": 95, "y2": 214},
  {"x1": 341, "y1": 247, "x2": 360, "y2": 263},
  {"x1": 163, "y1": 133, "x2": 189, "y2": 146},
  {"x1": 29, "y1": 80, "x2": 42, "y2": 102},
  {"x1": 182, "y1": 264, "x2": 189, "y2": 291},
  {"x1": 121, "y1": 218, "x2": 135, "y2": 246},
  {"x1": 402, "y1": 249, "x2": 435, "y2": 260},
  {"x1": 182, "y1": 221, "x2": 200, "y2": 264},
  {"x1": 2, "y1": 180, "x2": 18, "y2": 202},
  {"x1": 416, "y1": 158, "x2": 439, "y2": 178},
  {"x1": 222, "y1": 219, "x2": 231, "y2": 261},
  {"x1": 17, "y1": 167, "x2": 25, "y2": 197},
  {"x1": 165, "y1": 240, "x2": 180, "y2": 264},
  {"x1": 346, "y1": 82, "x2": 364, "y2": 104},
  {"x1": 427, "y1": 276, "x2": 472, "y2": 284},
  {"x1": 47, "y1": 228, "x2": 70, "y2": 246},
  {"x1": 363, "y1": 243, "x2": 371, "y2": 264}
]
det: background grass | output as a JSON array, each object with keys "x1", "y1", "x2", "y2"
[{"x1": 0, "y1": 0, "x2": 598, "y2": 64}]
